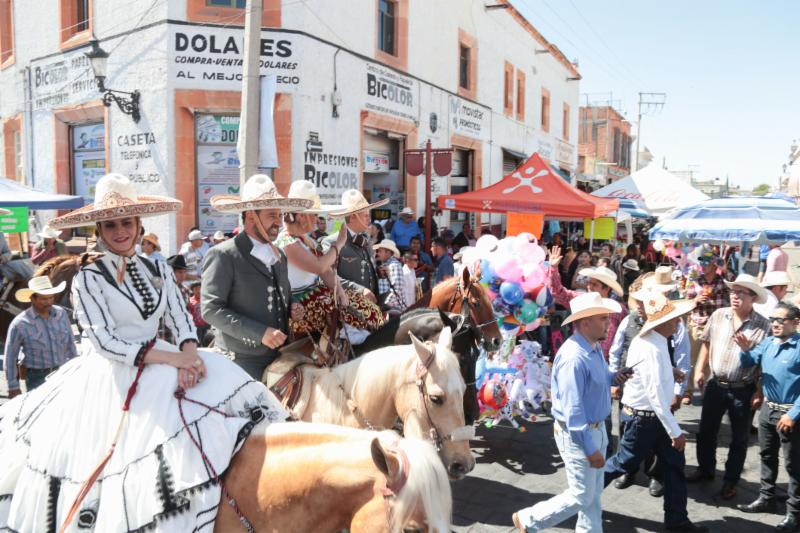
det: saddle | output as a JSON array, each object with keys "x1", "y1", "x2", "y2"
[{"x1": 263, "y1": 338, "x2": 317, "y2": 418}]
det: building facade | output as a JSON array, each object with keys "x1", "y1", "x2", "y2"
[
  {"x1": 576, "y1": 104, "x2": 630, "y2": 189},
  {"x1": 0, "y1": 0, "x2": 580, "y2": 252}
]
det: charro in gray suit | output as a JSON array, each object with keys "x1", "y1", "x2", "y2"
[
  {"x1": 201, "y1": 231, "x2": 291, "y2": 379},
  {"x1": 324, "y1": 230, "x2": 378, "y2": 296}
]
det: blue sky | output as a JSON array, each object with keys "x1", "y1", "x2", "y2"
[{"x1": 510, "y1": 0, "x2": 800, "y2": 189}]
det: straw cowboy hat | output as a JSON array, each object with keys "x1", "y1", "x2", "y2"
[
  {"x1": 578, "y1": 266, "x2": 624, "y2": 297},
  {"x1": 622, "y1": 259, "x2": 640, "y2": 272},
  {"x1": 399, "y1": 207, "x2": 414, "y2": 216},
  {"x1": 15, "y1": 276, "x2": 67, "y2": 303},
  {"x1": 631, "y1": 268, "x2": 679, "y2": 302},
  {"x1": 287, "y1": 180, "x2": 343, "y2": 215},
  {"x1": 49, "y1": 174, "x2": 182, "y2": 230},
  {"x1": 330, "y1": 189, "x2": 390, "y2": 216},
  {"x1": 562, "y1": 292, "x2": 622, "y2": 326},
  {"x1": 212, "y1": 230, "x2": 226, "y2": 242},
  {"x1": 725, "y1": 273, "x2": 769, "y2": 305},
  {"x1": 210, "y1": 174, "x2": 312, "y2": 214},
  {"x1": 37, "y1": 226, "x2": 60, "y2": 240},
  {"x1": 374, "y1": 239, "x2": 401, "y2": 258},
  {"x1": 141, "y1": 232, "x2": 161, "y2": 251},
  {"x1": 761, "y1": 270, "x2": 792, "y2": 288},
  {"x1": 640, "y1": 289, "x2": 696, "y2": 336}
]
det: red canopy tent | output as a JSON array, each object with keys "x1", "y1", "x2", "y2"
[{"x1": 437, "y1": 153, "x2": 619, "y2": 219}]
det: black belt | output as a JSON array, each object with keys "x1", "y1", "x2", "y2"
[
  {"x1": 25, "y1": 366, "x2": 59, "y2": 373},
  {"x1": 713, "y1": 378, "x2": 754, "y2": 390},
  {"x1": 622, "y1": 405, "x2": 657, "y2": 418}
]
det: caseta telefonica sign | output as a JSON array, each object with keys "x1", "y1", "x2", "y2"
[{"x1": 169, "y1": 25, "x2": 300, "y2": 91}]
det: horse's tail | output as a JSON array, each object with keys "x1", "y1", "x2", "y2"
[{"x1": 387, "y1": 433, "x2": 452, "y2": 533}]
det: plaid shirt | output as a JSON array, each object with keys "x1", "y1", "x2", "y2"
[
  {"x1": 378, "y1": 257, "x2": 407, "y2": 311},
  {"x1": 686, "y1": 274, "x2": 729, "y2": 327},
  {"x1": 4, "y1": 305, "x2": 77, "y2": 389},
  {"x1": 701, "y1": 307, "x2": 770, "y2": 383}
]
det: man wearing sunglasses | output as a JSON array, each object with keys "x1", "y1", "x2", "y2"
[
  {"x1": 688, "y1": 274, "x2": 771, "y2": 501},
  {"x1": 737, "y1": 303, "x2": 800, "y2": 532}
]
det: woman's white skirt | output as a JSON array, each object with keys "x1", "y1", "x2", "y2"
[{"x1": 0, "y1": 340, "x2": 287, "y2": 532}]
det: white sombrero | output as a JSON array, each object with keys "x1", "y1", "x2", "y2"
[
  {"x1": 330, "y1": 189, "x2": 390, "y2": 216},
  {"x1": 15, "y1": 276, "x2": 67, "y2": 303},
  {"x1": 640, "y1": 289, "x2": 696, "y2": 335},
  {"x1": 49, "y1": 173, "x2": 182, "y2": 230},
  {"x1": 374, "y1": 239, "x2": 401, "y2": 258},
  {"x1": 724, "y1": 273, "x2": 769, "y2": 305},
  {"x1": 578, "y1": 266, "x2": 624, "y2": 297},
  {"x1": 210, "y1": 174, "x2": 312, "y2": 214},
  {"x1": 287, "y1": 180, "x2": 343, "y2": 215},
  {"x1": 562, "y1": 292, "x2": 622, "y2": 326}
]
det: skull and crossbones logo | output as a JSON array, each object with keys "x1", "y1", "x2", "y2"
[{"x1": 503, "y1": 166, "x2": 548, "y2": 194}]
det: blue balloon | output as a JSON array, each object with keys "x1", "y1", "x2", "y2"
[
  {"x1": 500, "y1": 281, "x2": 524, "y2": 305},
  {"x1": 480, "y1": 259, "x2": 496, "y2": 283}
]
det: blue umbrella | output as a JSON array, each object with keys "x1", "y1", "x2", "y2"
[{"x1": 649, "y1": 196, "x2": 800, "y2": 244}]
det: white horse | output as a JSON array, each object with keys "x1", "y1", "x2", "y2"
[{"x1": 267, "y1": 328, "x2": 475, "y2": 480}]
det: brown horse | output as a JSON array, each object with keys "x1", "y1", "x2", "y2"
[
  {"x1": 31, "y1": 254, "x2": 101, "y2": 309},
  {"x1": 216, "y1": 423, "x2": 452, "y2": 532}
]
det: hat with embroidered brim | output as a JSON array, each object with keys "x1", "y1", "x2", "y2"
[
  {"x1": 578, "y1": 266, "x2": 624, "y2": 297},
  {"x1": 374, "y1": 239, "x2": 401, "y2": 258},
  {"x1": 210, "y1": 174, "x2": 313, "y2": 214},
  {"x1": 287, "y1": 180, "x2": 343, "y2": 215},
  {"x1": 15, "y1": 275, "x2": 67, "y2": 303},
  {"x1": 724, "y1": 273, "x2": 769, "y2": 305},
  {"x1": 49, "y1": 174, "x2": 182, "y2": 230},
  {"x1": 329, "y1": 189, "x2": 390, "y2": 216},
  {"x1": 640, "y1": 289, "x2": 696, "y2": 336},
  {"x1": 562, "y1": 292, "x2": 622, "y2": 326}
]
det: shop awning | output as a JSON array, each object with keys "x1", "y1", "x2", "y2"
[
  {"x1": 0, "y1": 176, "x2": 84, "y2": 210},
  {"x1": 437, "y1": 152, "x2": 619, "y2": 219}
]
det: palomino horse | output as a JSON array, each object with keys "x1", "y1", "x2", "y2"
[
  {"x1": 216, "y1": 423, "x2": 452, "y2": 532},
  {"x1": 356, "y1": 267, "x2": 502, "y2": 356},
  {"x1": 270, "y1": 327, "x2": 475, "y2": 480}
]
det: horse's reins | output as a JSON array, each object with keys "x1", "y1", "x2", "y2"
[{"x1": 449, "y1": 276, "x2": 495, "y2": 348}]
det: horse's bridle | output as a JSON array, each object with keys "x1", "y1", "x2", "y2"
[
  {"x1": 449, "y1": 275, "x2": 496, "y2": 350},
  {"x1": 401, "y1": 343, "x2": 475, "y2": 452}
]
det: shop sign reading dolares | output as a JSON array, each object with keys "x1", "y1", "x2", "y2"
[
  {"x1": 169, "y1": 25, "x2": 300, "y2": 91},
  {"x1": 364, "y1": 62, "x2": 417, "y2": 122}
]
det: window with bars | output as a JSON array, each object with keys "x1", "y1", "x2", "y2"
[
  {"x1": 378, "y1": 0, "x2": 395, "y2": 55},
  {"x1": 563, "y1": 103, "x2": 570, "y2": 142},
  {"x1": 75, "y1": 0, "x2": 90, "y2": 32},
  {"x1": 541, "y1": 88, "x2": 550, "y2": 132},
  {"x1": 207, "y1": 0, "x2": 246, "y2": 7},
  {"x1": 516, "y1": 70, "x2": 525, "y2": 121},
  {"x1": 459, "y1": 45, "x2": 470, "y2": 90}
]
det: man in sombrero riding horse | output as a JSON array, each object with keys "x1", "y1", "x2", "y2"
[{"x1": 202, "y1": 174, "x2": 313, "y2": 379}]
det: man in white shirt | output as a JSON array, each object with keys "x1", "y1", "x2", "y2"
[
  {"x1": 401, "y1": 251, "x2": 419, "y2": 308},
  {"x1": 755, "y1": 270, "x2": 791, "y2": 319},
  {"x1": 179, "y1": 229, "x2": 210, "y2": 280},
  {"x1": 604, "y1": 290, "x2": 708, "y2": 532}
]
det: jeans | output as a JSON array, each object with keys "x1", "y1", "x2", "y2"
[
  {"x1": 518, "y1": 422, "x2": 607, "y2": 532},
  {"x1": 758, "y1": 405, "x2": 800, "y2": 516},
  {"x1": 24, "y1": 367, "x2": 58, "y2": 391},
  {"x1": 696, "y1": 379, "x2": 755, "y2": 483},
  {"x1": 604, "y1": 411, "x2": 688, "y2": 527}
]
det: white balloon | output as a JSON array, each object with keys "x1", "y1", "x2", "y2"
[{"x1": 476, "y1": 234, "x2": 499, "y2": 254}]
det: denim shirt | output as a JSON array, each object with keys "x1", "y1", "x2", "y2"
[
  {"x1": 741, "y1": 333, "x2": 800, "y2": 420},
  {"x1": 551, "y1": 332, "x2": 615, "y2": 455}
]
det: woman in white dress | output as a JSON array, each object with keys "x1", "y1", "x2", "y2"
[
  {"x1": 0, "y1": 174, "x2": 288, "y2": 532},
  {"x1": 276, "y1": 181, "x2": 385, "y2": 339}
]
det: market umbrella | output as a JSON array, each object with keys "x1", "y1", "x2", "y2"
[
  {"x1": 0, "y1": 176, "x2": 84, "y2": 209},
  {"x1": 649, "y1": 196, "x2": 800, "y2": 245}
]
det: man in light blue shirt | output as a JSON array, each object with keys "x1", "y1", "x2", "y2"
[
  {"x1": 737, "y1": 303, "x2": 800, "y2": 532},
  {"x1": 389, "y1": 207, "x2": 422, "y2": 252},
  {"x1": 514, "y1": 292, "x2": 629, "y2": 532}
]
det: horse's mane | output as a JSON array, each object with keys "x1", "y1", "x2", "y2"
[
  {"x1": 33, "y1": 253, "x2": 103, "y2": 278},
  {"x1": 259, "y1": 423, "x2": 452, "y2": 532}
]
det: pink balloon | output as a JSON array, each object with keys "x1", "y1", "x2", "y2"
[
  {"x1": 524, "y1": 318, "x2": 542, "y2": 332},
  {"x1": 521, "y1": 264, "x2": 545, "y2": 292}
]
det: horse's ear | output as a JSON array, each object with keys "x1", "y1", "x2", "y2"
[
  {"x1": 438, "y1": 309, "x2": 456, "y2": 330},
  {"x1": 409, "y1": 332, "x2": 432, "y2": 364},
  {"x1": 370, "y1": 438, "x2": 401, "y2": 480},
  {"x1": 437, "y1": 326, "x2": 452, "y2": 350},
  {"x1": 462, "y1": 264, "x2": 472, "y2": 285}
]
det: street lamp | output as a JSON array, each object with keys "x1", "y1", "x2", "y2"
[{"x1": 85, "y1": 40, "x2": 141, "y2": 123}]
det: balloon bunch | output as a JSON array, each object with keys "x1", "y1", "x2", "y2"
[{"x1": 461, "y1": 233, "x2": 552, "y2": 335}]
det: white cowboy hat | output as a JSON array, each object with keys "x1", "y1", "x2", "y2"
[
  {"x1": 622, "y1": 259, "x2": 640, "y2": 272},
  {"x1": 562, "y1": 292, "x2": 622, "y2": 326},
  {"x1": 640, "y1": 289, "x2": 696, "y2": 336},
  {"x1": 49, "y1": 174, "x2": 182, "y2": 230},
  {"x1": 374, "y1": 239, "x2": 401, "y2": 258},
  {"x1": 330, "y1": 189, "x2": 390, "y2": 216},
  {"x1": 15, "y1": 276, "x2": 67, "y2": 303},
  {"x1": 725, "y1": 273, "x2": 769, "y2": 305},
  {"x1": 578, "y1": 266, "x2": 624, "y2": 297},
  {"x1": 212, "y1": 230, "x2": 226, "y2": 241},
  {"x1": 141, "y1": 232, "x2": 161, "y2": 251},
  {"x1": 210, "y1": 174, "x2": 312, "y2": 214},
  {"x1": 287, "y1": 180, "x2": 343, "y2": 215},
  {"x1": 631, "y1": 269, "x2": 679, "y2": 302},
  {"x1": 187, "y1": 229, "x2": 204, "y2": 241},
  {"x1": 399, "y1": 207, "x2": 414, "y2": 216},
  {"x1": 37, "y1": 226, "x2": 60, "y2": 240},
  {"x1": 761, "y1": 270, "x2": 792, "y2": 288}
]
